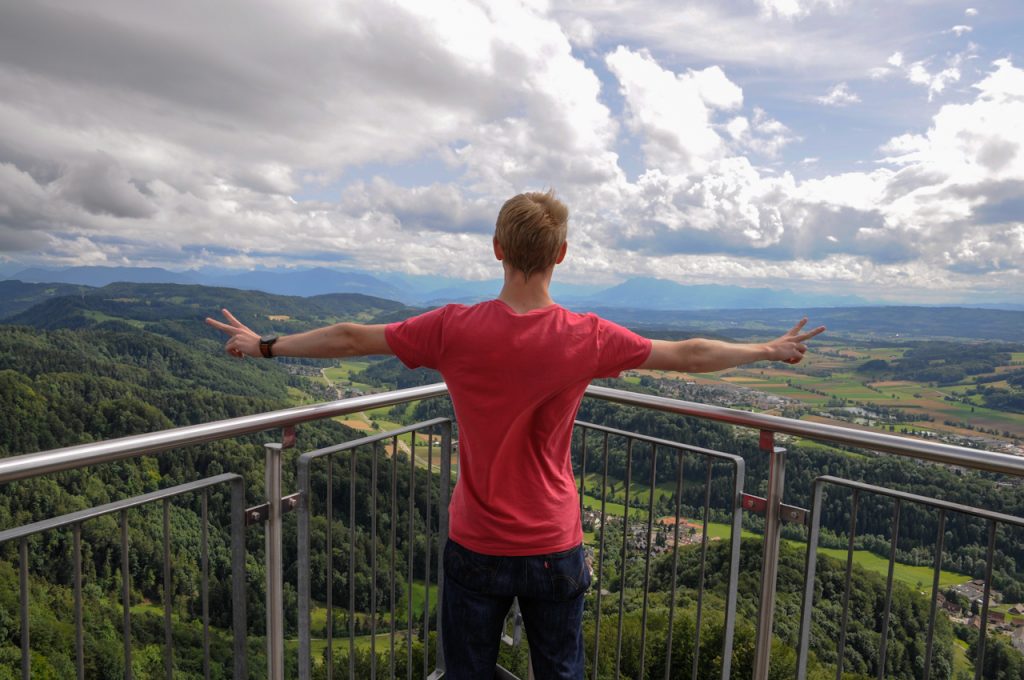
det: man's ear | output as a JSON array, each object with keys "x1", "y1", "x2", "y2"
[
  {"x1": 493, "y1": 237, "x2": 504, "y2": 261},
  {"x1": 555, "y1": 241, "x2": 567, "y2": 264}
]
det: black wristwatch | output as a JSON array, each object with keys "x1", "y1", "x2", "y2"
[{"x1": 259, "y1": 335, "x2": 279, "y2": 358}]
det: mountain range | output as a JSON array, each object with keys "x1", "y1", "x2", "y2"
[
  {"x1": 6, "y1": 265, "x2": 874, "y2": 310},
  {"x1": 2, "y1": 279, "x2": 1023, "y2": 342}
]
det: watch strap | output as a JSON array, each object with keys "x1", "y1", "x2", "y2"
[{"x1": 259, "y1": 335, "x2": 278, "y2": 358}]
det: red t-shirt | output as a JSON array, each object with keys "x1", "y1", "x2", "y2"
[{"x1": 385, "y1": 300, "x2": 651, "y2": 555}]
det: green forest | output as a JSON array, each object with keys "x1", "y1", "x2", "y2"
[{"x1": 0, "y1": 283, "x2": 1022, "y2": 678}]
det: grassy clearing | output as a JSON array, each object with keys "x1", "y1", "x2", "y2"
[
  {"x1": 83, "y1": 310, "x2": 145, "y2": 327},
  {"x1": 581, "y1": 492, "x2": 649, "y2": 521},
  {"x1": 326, "y1": 360, "x2": 372, "y2": 379},
  {"x1": 791, "y1": 438, "x2": 870, "y2": 459},
  {"x1": 653, "y1": 521, "x2": 970, "y2": 595},
  {"x1": 814, "y1": 546, "x2": 968, "y2": 593},
  {"x1": 294, "y1": 632, "x2": 412, "y2": 657},
  {"x1": 951, "y1": 638, "x2": 971, "y2": 676}
]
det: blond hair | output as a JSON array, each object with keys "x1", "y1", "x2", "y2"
[{"x1": 494, "y1": 191, "x2": 569, "y2": 279}]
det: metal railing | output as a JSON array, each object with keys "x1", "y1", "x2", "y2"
[{"x1": 0, "y1": 382, "x2": 1021, "y2": 679}]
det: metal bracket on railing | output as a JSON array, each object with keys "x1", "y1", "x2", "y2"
[
  {"x1": 245, "y1": 493, "x2": 301, "y2": 526},
  {"x1": 780, "y1": 503, "x2": 808, "y2": 525},
  {"x1": 742, "y1": 493, "x2": 768, "y2": 513},
  {"x1": 742, "y1": 494, "x2": 807, "y2": 525}
]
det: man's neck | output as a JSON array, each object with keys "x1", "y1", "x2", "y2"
[{"x1": 497, "y1": 266, "x2": 556, "y2": 314}]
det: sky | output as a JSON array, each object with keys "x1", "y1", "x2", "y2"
[{"x1": 0, "y1": 0, "x2": 1022, "y2": 304}]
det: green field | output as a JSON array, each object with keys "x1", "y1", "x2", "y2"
[
  {"x1": 952, "y1": 639, "x2": 971, "y2": 676},
  {"x1": 581, "y1": 491, "x2": 648, "y2": 521},
  {"x1": 815, "y1": 546, "x2": 967, "y2": 593},
  {"x1": 693, "y1": 521, "x2": 970, "y2": 594},
  {"x1": 672, "y1": 341, "x2": 1024, "y2": 439}
]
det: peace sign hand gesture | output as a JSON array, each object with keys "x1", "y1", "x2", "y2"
[
  {"x1": 766, "y1": 317, "x2": 826, "y2": 365},
  {"x1": 205, "y1": 308, "x2": 260, "y2": 358}
]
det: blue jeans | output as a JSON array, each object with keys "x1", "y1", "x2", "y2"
[{"x1": 442, "y1": 539, "x2": 591, "y2": 680}]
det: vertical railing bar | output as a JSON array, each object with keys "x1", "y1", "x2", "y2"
[
  {"x1": 719, "y1": 457, "x2": 744, "y2": 680},
  {"x1": 299, "y1": 455, "x2": 313, "y2": 680},
  {"x1": 835, "y1": 489, "x2": 860, "y2": 680},
  {"x1": 201, "y1": 490, "x2": 211, "y2": 680},
  {"x1": 592, "y1": 429, "x2": 609, "y2": 680},
  {"x1": 877, "y1": 498, "x2": 901, "y2": 680},
  {"x1": 74, "y1": 522, "x2": 84, "y2": 680},
  {"x1": 19, "y1": 537, "x2": 29, "y2": 680},
  {"x1": 614, "y1": 437, "x2": 634, "y2": 680},
  {"x1": 349, "y1": 446, "x2": 357, "y2": 680},
  {"x1": 163, "y1": 499, "x2": 173, "y2": 680},
  {"x1": 264, "y1": 442, "x2": 285, "y2": 680},
  {"x1": 753, "y1": 442, "x2": 785, "y2": 680},
  {"x1": 923, "y1": 508, "x2": 946, "y2": 680},
  {"x1": 326, "y1": 457, "x2": 334, "y2": 680},
  {"x1": 664, "y1": 450, "x2": 684, "y2": 680},
  {"x1": 424, "y1": 427, "x2": 434, "y2": 680},
  {"x1": 230, "y1": 478, "x2": 247, "y2": 680},
  {"x1": 796, "y1": 481, "x2": 826, "y2": 679},
  {"x1": 638, "y1": 442, "x2": 658, "y2": 679},
  {"x1": 371, "y1": 439, "x2": 379, "y2": 680},
  {"x1": 299, "y1": 458, "x2": 311, "y2": 680},
  {"x1": 121, "y1": 509, "x2": 133, "y2": 680},
  {"x1": 974, "y1": 520, "x2": 998, "y2": 680},
  {"x1": 407, "y1": 432, "x2": 416, "y2": 680},
  {"x1": 578, "y1": 426, "x2": 588, "y2": 517},
  {"x1": 388, "y1": 440, "x2": 397, "y2": 679},
  {"x1": 436, "y1": 421, "x2": 453, "y2": 673},
  {"x1": 692, "y1": 458, "x2": 713, "y2": 680}
]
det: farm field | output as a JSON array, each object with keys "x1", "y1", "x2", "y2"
[{"x1": 645, "y1": 339, "x2": 1024, "y2": 441}]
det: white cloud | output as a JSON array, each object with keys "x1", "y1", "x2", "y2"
[
  {"x1": 1, "y1": 1, "x2": 1022, "y2": 302},
  {"x1": 965, "y1": 8, "x2": 978, "y2": 17},
  {"x1": 605, "y1": 47, "x2": 742, "y2": 174},
  {"x1": 817, "y1": 82, "x2": 861, "y2": 106},
  {"x1": 736, "y1": 108, "x2": 798, "y2": 157},
  {"x1": 551, "y1": 0, "x2": 902, "y2": 75},
  {"x1": 906, "y1": 59, "x2": 962, "y2": 101},
  {"x1": 948, "y1": 25, "x2": 973, "y2": 37},
  {"x1": 563, "y1": 16, "x2": 597, "y2": 48},
  {"x1": 754, "y1": 0, "x2": 846, "y2": 20}
]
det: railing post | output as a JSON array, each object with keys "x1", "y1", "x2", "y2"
[
  {"x1": 264, "y1": 442, "x2": 285, "y2": 680},
  {"x1": 434, "y1": 423, "x2": 453, "y2": 676},
  {"x1": 754, "y1": 433, "x2": 786, "y2": 680}
]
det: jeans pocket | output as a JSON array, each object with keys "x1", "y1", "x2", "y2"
[
  {"x1": 542, "y1": 545, "x2": 591, "y2": 601},
  {"x1": 444, "y1": 540, "x2": 503, "y2": 593}
]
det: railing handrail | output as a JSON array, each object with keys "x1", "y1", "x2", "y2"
[
  {"x1": 584, "y1": 384, "x2": 1024, "y2": 477},
  {"x1": 0, "y1": 383, "x2": 450, "y2": 483},
  {"x1": 1, "y1": 381, "x2": 1020, "y2": 484}
]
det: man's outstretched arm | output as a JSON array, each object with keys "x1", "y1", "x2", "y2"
[
  {"x1": 639, "y1": 318, "x2": 825, "y2": 373},
  {"x1": 205, "y1": 309, "x2": 393, "y2": 359}
]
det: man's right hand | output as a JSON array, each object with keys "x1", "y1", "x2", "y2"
[{"x1": 205, "y1": 309, "x2": 260, "y2": 358}]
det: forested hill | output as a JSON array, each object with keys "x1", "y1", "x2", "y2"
[
  {"x1": 0, "y1": 280, "x2": 94, "y2": 319},
  {"x1": 0, "y1": 282, "x2": 422, "y2": 455},
  {"x1": 0, "y1": 286, "x2": 414, "y2": 676},
  {"x1": 1, "y1": 280, "x2": 420, "y2": 331}
]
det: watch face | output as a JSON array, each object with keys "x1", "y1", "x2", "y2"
[{"x1": 260, "y1": 335, "x2": 278, "y2": 344}]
